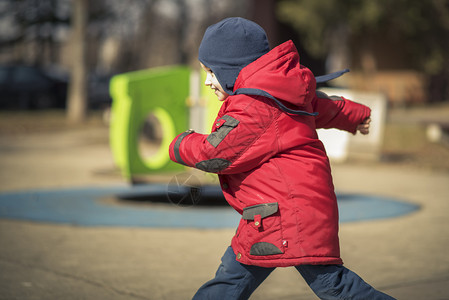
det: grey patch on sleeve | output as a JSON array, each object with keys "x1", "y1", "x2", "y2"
[
  {"x1": 329, "y1": 95, "x2": 343, "y2": 101},
  {"x1": 195, "y1": 158, "x2": 231, "y2": 173},
  {"x1": 250, "y1": 242, "x2": 283, "y2": 256},
  {"x1": 207, "y1": 115, "x2": 240, "y2": 148},
  {"x1": 316, "y1": 90, "x2": 343, "y2": 101},
  {"x1": 315, "y1": 90, "x2": 330, "y2": 99},
  {"x1": 242, "y1": 202, "x2": 278, "y2": 220}
]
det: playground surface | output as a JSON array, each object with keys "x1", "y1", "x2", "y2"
[{"x1": 0, "y1": 108, "x2": 449, "y2": 299}]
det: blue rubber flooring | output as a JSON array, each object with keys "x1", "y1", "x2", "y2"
[{"x1": 0, "y1": 185, "x2": 419, "y2": 228}]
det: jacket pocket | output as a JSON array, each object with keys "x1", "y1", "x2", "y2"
[{"x1": 240, "y1": 202, "x2": 284, "y2": 258}]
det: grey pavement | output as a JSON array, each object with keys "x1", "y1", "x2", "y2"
[{"x1": 0, "y1": 113, "x2": 449, "y2": 299}]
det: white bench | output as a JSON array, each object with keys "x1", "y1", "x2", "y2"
[{"x1": 317, "y1": 88, "x2": 387, "y2": 162}]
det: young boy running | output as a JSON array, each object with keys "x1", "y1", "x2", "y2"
[{"x1": 169, "y1": 17, "x2": 394, "y2": 300}]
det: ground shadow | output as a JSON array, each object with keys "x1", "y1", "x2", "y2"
[{"x1": 116, "y1": 184, "x2": 228, "y2": 207}]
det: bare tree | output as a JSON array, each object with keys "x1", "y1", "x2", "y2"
[{"x1": 67, "y1": 0, "x2": 87, "y2": 123}]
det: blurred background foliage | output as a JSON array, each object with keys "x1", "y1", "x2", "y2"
[
  {"x1": 0, "y1": 0, "x2": 448, "y2": 121},
  {"x1": 278, "y1": 0, "x2": 449, "y2": 75}
]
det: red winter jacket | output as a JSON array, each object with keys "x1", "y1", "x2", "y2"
[{"x1": 169, "y1": 40, "x2": 371, "y2": 267}]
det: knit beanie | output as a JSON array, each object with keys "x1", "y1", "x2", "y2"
[{"x1": 198, "y1": 17, "x2": 270, "y2": 94}]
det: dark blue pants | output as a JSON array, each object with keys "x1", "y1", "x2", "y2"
[{"x1": 193, "y1": 246, "x2": 395, "y2": 300}]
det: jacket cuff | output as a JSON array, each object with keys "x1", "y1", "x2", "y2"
[
  {"x1": 342, "y1": 97, "x2": 371, "y2": 134},
  {"x1": 169, "y1": 129, "x2": 195, "y2": 165}
]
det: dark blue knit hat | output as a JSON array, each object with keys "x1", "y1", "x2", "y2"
[{"x1": 198, "y1": 17, "x2": 270, "y2": 94}]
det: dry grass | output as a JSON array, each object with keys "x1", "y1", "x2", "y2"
[{"x1": 0, "y1": 110, "x2": 107, "y2": 136}]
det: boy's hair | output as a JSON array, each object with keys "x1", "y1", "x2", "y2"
[{"x1": 198, "y1": 17, "x2": 270, "y2": 94}]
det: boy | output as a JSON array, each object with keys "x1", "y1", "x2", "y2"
[{"x1": 169, "y1": 17, "x2": 394, "y2": 299}]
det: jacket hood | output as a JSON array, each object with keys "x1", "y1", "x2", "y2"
[{"x1": 234, "y1": 40, "x2": 316, "y2": 108}]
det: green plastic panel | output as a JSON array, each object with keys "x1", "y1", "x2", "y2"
[{"x1": 109, "y1": 66, "x2": 190, "y2": 179}]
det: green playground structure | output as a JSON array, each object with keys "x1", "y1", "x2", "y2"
[{"x1": 109, "y1": 65, "x2": 221, "y2": 181}]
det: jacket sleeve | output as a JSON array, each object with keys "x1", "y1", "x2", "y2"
[
  {"x1": 312, "y1": 91, "x2": 371, "y2": 134},
  {"x1": 168, "y1": 96, "x2": 279, "y2": 174}
]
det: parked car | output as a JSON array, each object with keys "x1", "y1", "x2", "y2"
[
  {"x1": 87, "y1": 73, "x2": 113, "y2": 110},
  {"x1": 0, "y1": 64, "x2": 115, "y2": 111},
  {"x1": 0, "y1": 64, "x2": 68, "y2": 109}
]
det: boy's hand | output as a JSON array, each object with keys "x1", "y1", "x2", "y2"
[{"x1": 356, "y1": 118, "x2": 371, "y2": 135}]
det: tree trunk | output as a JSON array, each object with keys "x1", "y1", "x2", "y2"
[{"x1": 67, "y1": 0, "x2": 88, "y2": 123}]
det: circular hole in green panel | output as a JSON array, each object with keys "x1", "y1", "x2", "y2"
[
  {"x1": 138, "y1": 113, "x2": 162, "y2": 161},
  {"x1": 137, "y1": 108, "x2": 176, "y2": 170}
]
